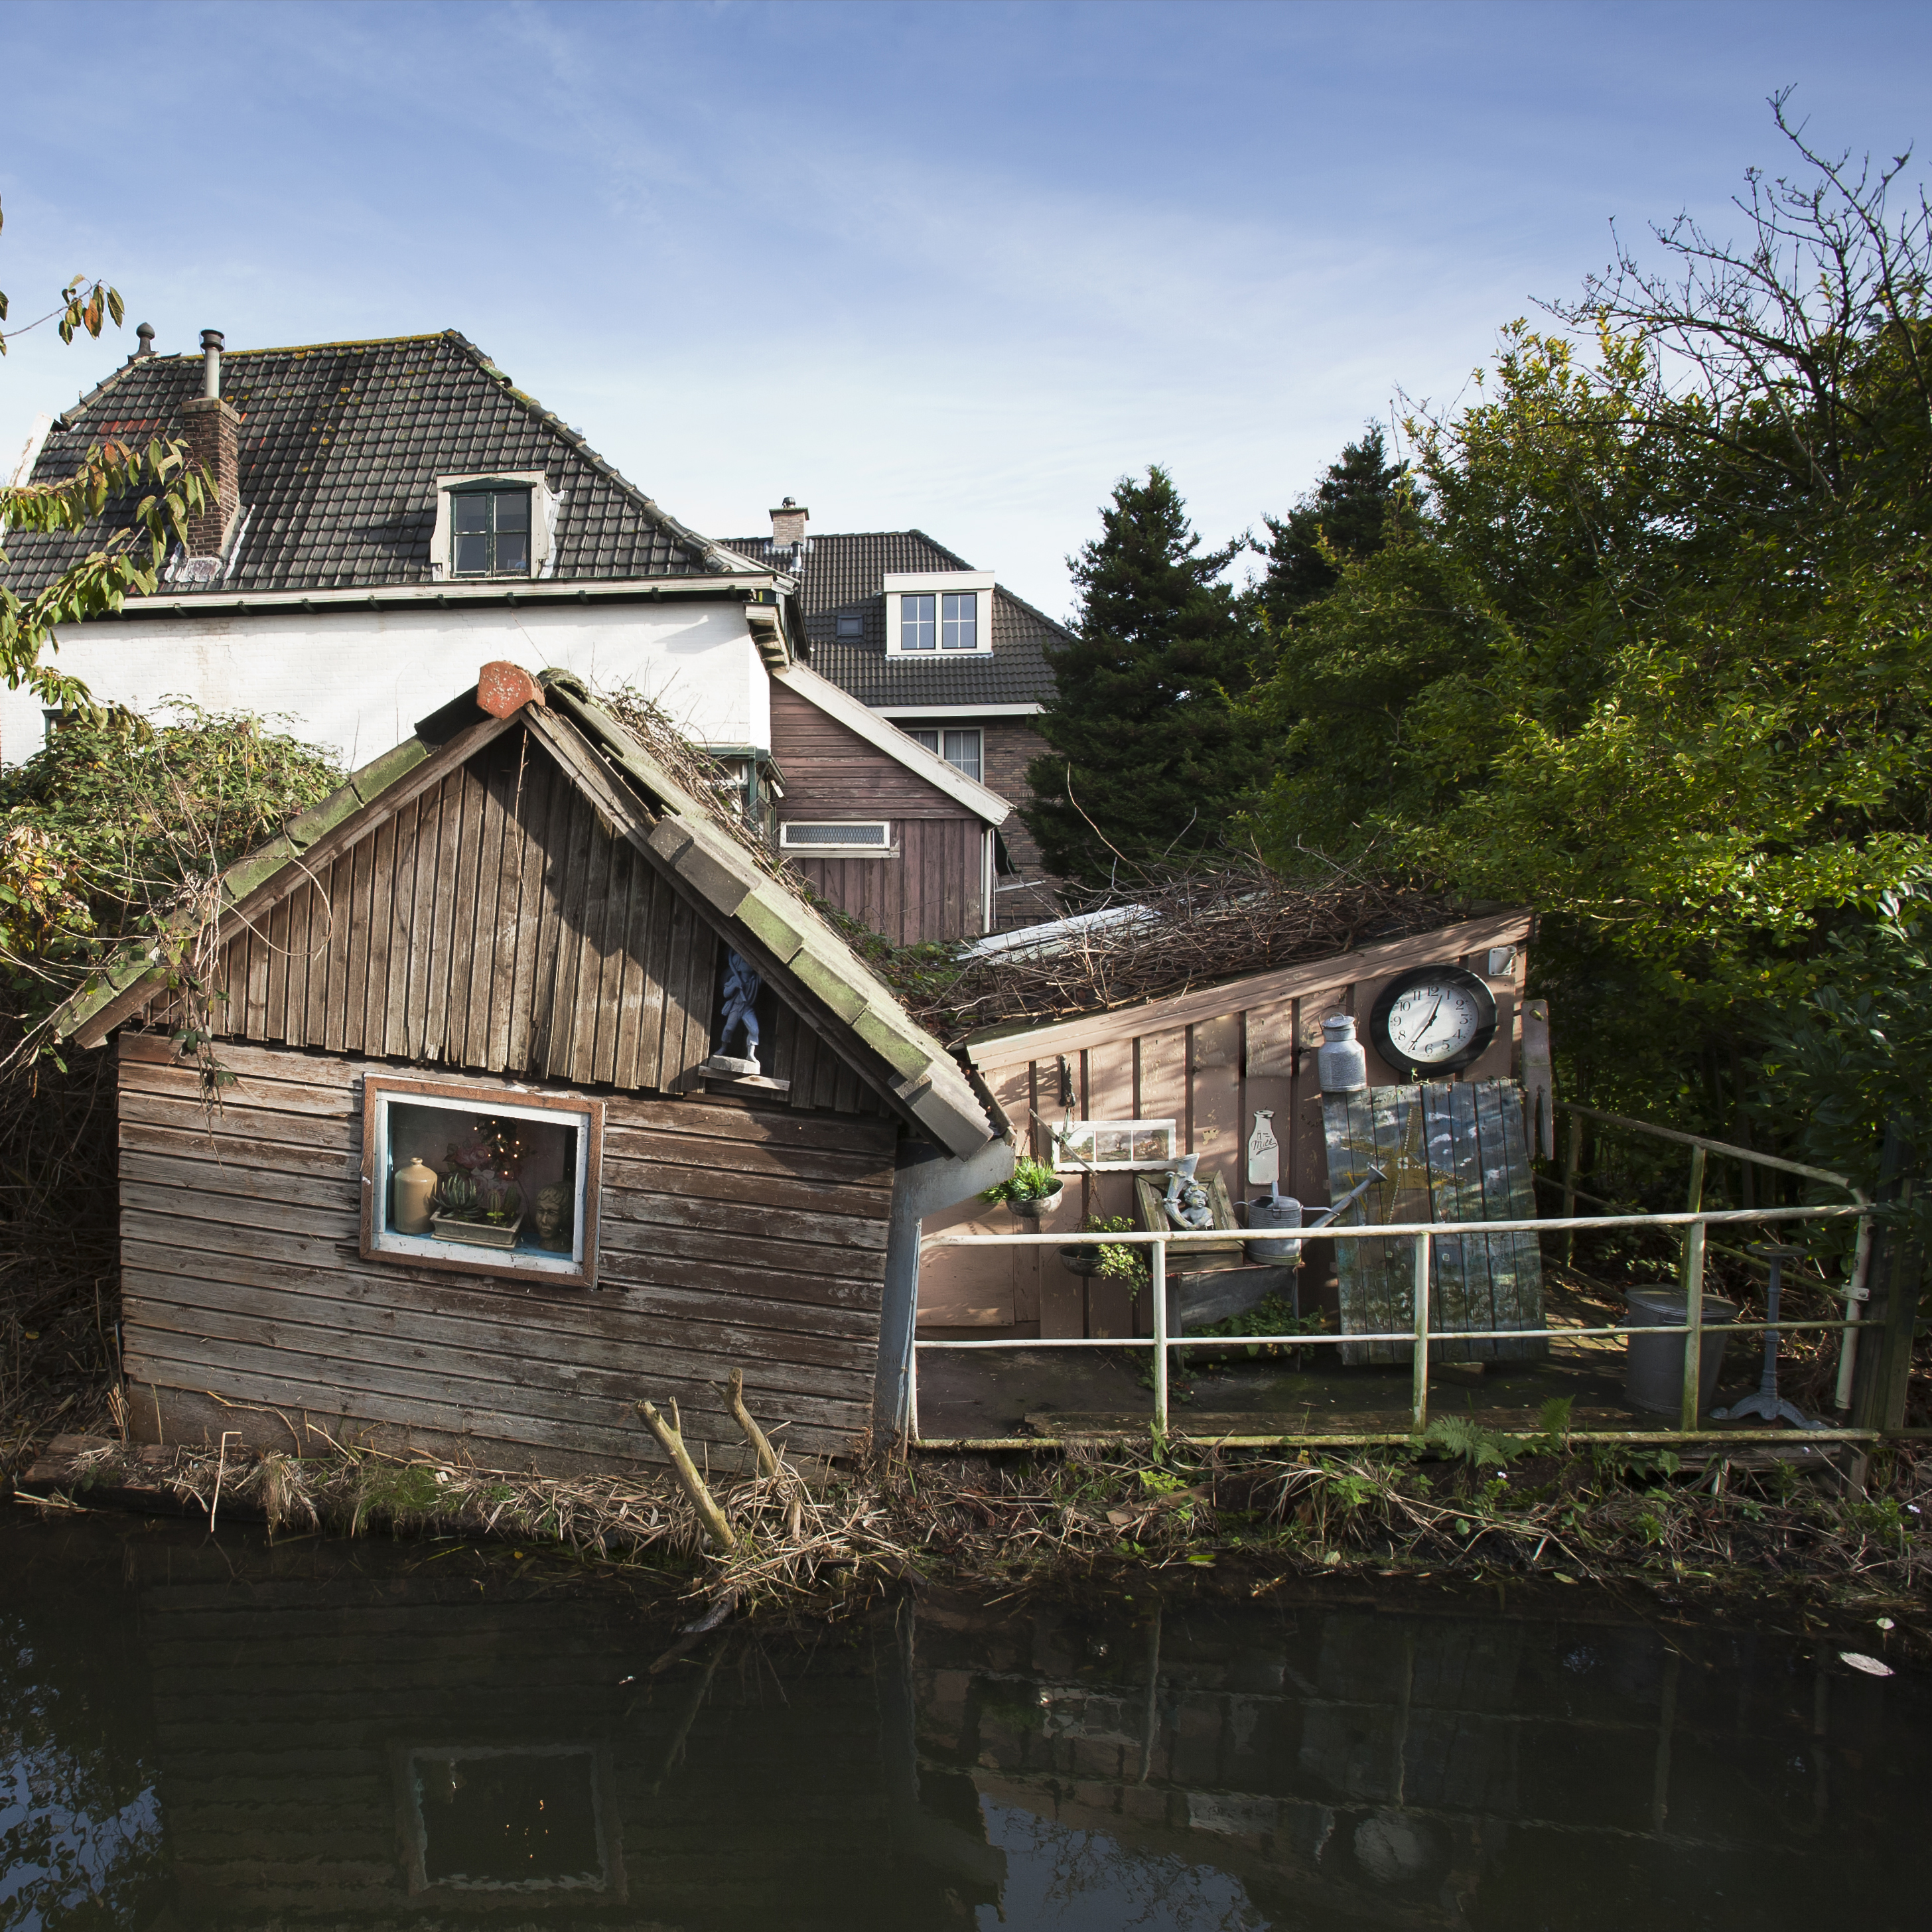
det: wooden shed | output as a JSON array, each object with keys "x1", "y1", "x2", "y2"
[
  {"x1": 767, "y1": 663, "x2": 1010, "y2": 945},
  {"x1": 52, "y1": 665, "x2": 999, "y2": 1474},
  {"x1": 914, "y1": 908, "x2": 1536, "y2": 1341}
]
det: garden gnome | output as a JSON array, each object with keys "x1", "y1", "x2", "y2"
[{"x1": 712, "y1": 951, "x2": 763, "y2": 1074}]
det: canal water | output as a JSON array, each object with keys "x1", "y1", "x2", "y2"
[{"x1": 2, "y1": 1511, "x2": 1925, "y2": 1931}]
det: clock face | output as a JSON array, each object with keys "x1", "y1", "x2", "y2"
[{"x1": 1369, "y1": 967, "x2": 1499, "y2": 1077}]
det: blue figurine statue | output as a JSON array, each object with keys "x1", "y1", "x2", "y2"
[{"x1": 717, "y1": 951, "x2": 763, "y2": 1070}]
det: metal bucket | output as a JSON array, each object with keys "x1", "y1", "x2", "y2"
[
  {"x1": 1245, "y1": 1196, "x2": 1303, "y2": 1263},
  {"x1": 1622, "y1": 1286, "x2": 1738, "y2": 1415}
]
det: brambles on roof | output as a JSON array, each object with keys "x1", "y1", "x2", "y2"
[{"x1": 837, "y1": 855, "x2": 1469, "y2": 1043}]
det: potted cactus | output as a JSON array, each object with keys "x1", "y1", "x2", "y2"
[{"x1": 431, "y1": 1168, "x2": 527, "y2": 1249}]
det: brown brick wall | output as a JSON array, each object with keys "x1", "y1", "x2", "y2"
[
  {"x1": 981, "y1": 719, "x2": 1066, "y2": 929},
  {"x1": 182, "y1": 397, "x2": 240, "y2": 556}
]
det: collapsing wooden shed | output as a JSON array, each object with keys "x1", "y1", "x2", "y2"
[
  {"x1": 52, "y1": 665, "x2": 1006, "y2": 1472},
  {"x1": 915, "y1": 908, "x2": 1545, "y2": 1355}
]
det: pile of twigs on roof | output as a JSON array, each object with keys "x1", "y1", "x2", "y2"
[
  {"x1": 907, "y1": 857, "x2": 1469, "y2": 1040},
  {"x1": 590, "y1": 681, "x2": 790, "y2": 884}
]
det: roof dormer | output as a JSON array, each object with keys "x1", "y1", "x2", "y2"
[
  {"x1": 882, "y1": 570, "x2": 996, "y2": 657},
  {"x1": 429, "y1": 470, "x2": 557, "y2": 581}
]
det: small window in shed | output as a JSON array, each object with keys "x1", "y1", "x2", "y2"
[{"x1": 362, "y1": 1076, "x2": 604, "y2": 1288}]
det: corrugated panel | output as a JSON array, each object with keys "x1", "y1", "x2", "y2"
[{"x1": 1320, "y1": 1081, "x2": 1547, "y2": 1365}]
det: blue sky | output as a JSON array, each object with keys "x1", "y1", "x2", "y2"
[{"x1": 3, "y1": 0, "x2": 1927, "y2": 618}]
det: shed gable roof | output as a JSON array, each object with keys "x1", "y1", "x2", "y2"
[
  {"x1": 7, "y1": 331, "x2": 755, "y2": 598},
  {"x1": 52, "y1": 669, "x2": 993, "y2": 1155}
]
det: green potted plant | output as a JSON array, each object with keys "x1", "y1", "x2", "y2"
[
  {"x1": 980, "y1": 1155, "x2": 1065, "y2": 1219},
  {"x1": 1060, "y1": 1214, "x2": 1148, "y2": 1293}
]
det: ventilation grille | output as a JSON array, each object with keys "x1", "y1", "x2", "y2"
[{"x1": 780, "y1": 821, "x2": 891, "y2": 851}]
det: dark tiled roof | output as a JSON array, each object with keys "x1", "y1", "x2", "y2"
[
  {"x1": 720, "y1": 528, "x2": 1063, "y2": 709},
  {"x1": 6, "y1": 332, "x2": 748, "y2": 596}
]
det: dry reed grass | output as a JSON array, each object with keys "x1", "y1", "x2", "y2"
[{"x1": 34, "y1": 1420, "x2": 1931, "y2": 1625}]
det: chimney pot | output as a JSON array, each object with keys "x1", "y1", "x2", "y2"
[
  {"x1": 769, "y1": 498, "x2": 808, "y2": 547},
  {"x1": 200, "y1": 328, "x2": 225, "y2": 400}
]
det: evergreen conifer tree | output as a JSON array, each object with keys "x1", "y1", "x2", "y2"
[
  {"x1": 1022, "y1": 466, "x2": 1260, "y2": 883},
  {"x1": 1251, "y1": 427, "x2": 1410, "y2": 629}
]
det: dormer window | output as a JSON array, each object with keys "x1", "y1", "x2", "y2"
[
  {"x1": 429, "y1": 471, "x2": 556, "y2": 583},
  {"x1": 883, "y1": 571, "x2": 997, "y2": 657},
  {"x1": 452, "y1": 485, "x2": 530, "y2": 576}
]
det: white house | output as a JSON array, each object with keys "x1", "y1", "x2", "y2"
[
  {"x1": 2, "y1": 326, "x2": 794, "y2": 777},
  {"x1": 4, "y1": 324, "x2": 1014, "y2": 942}
]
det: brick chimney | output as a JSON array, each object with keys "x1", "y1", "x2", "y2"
[
  {"x1": 181, "y1": 329, "x2": 242, "y2": 556},
  {"x1": 769, "y1": 496, "x2": 807, "y2": 547}
]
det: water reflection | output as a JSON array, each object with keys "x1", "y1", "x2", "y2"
[{"x1": 1, "y1": 1516, "x2": 1926, "y2": 1930}]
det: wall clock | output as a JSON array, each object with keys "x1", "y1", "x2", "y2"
[{"x1": 1368, "y1": 966, "x2": 1499, "y2": 1080}]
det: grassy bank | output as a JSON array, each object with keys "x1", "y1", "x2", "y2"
[{"x1": 16, "y1": 1422, "x2": 1929, "y2": 1645}]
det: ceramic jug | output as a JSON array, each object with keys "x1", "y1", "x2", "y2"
[{"x1": 393, "y1": 1156, "x2": 438, "y2": 1235}]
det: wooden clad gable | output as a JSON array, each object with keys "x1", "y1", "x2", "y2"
[
  {"x1": 153, "y1": 726, "x2": 723, "y2": 1091},
  {"x1": 769, "y1": 679, "x2": 991, "y2": 945}
]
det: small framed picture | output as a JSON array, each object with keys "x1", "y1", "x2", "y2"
[{"x1": 1050, "y1": 1118, "x2": 1178, "y2": 1171}]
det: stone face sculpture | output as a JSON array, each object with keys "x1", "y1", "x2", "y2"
[
  {"x1": 533, "y1": 1184, "x2": 571, "y2": 1252},
  {"x1": 1160, "y1": 1169, "x2": 1215, "y2": 1232},
  {"x1": 714, "y1": 950, "x2": 763, "y2": 1073}
]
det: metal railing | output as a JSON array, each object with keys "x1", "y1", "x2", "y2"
[{"x1": 910, "y1": 1107, "x2": 1882, "y2": 1453}]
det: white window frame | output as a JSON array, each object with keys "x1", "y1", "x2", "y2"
[
  {"x1": 906, "y1": 726, "x2": 983, "y2": 783},
  {"x1": 779, "y1": 819, "x2": 898, "y2": 857},
  {"x1": 883, "y1": 571, "x2": 996, "y2": 657},
  {"x1": 1049, "y1": 1118, "x2": 1180, "y2": 1172},
  {"x1": 360, "y1": 1075, "x2": 603, "y2": 1286},
  {"x1": 429, "y1": 472, "x2": 557, "y2": 583}
]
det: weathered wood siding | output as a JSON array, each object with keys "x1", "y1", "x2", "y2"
[
  {"x1": 924, "y1": 914, "x2": 1533, "y2": 1336},
  {"x1": 769, "y1": 679, "x2": 989, "y2": 945},
  {"x1": 784, "y1": 818, "x2": 985, "y2": 947},
  {"x1": 118, "y1": 1033, "x2": 897, "y2": 1468},
  {"x1": 154, "y1": 728, "x2": 719, "y2": 1092}
]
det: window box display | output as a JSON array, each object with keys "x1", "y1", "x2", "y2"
[{"x1": 361, "y1": 1075, "x2": 605, "y2": 1288}]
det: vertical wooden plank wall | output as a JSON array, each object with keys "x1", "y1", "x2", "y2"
[
  {"x1": 1081, "y1": 1040, "x2": 1138, "y2": 1338},
  {"x1": 166, "y1": 732, "x2": 724, "y2": 1100}
]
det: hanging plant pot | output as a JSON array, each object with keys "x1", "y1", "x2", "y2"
[
  {"x1": 1059, "y1": 1243, "x2": 1106, "y2": 1276},
  {"x1": 1007, "y1": 1187, "x2": 1064, "y2": 1219}
]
